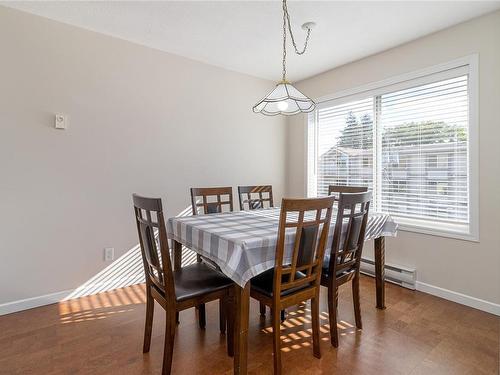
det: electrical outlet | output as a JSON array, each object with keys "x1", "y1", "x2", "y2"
[{"x1": 104, "y1": 247, "x2": 114, "y2": 261}]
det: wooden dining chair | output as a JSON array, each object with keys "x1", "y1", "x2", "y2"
[
  {"x1": 238, "y1": 185, "x2": 275, "y2": 317},
  {"x1": 320, "y1": 191, "x2": 371, "y2": 348},
  {"x1": 250, "y1": 196, "x2": 335, "y2": 374},
  {"x1": 238, "y1": 185, "x2": 274, "y2": 211},
  {"x1": 133, "y1": 194, "x2": 235, "y2": 375},
  {"x1": 328, "y1": 184, "x2": 368, "y2": 199},
  {"x1": 191, "y1": 186, "x2": 234, "y2": 215},
  {"x1": 190, "y1": 186, "x2": 234, "y2": 332}
]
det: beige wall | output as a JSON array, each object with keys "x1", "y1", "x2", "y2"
[
  {"x1": 0, "y1": 7, "x2": 285, "y2": 305},
  {"x1": 287, "y1": 11, "x2": 500, "y2": 306}
]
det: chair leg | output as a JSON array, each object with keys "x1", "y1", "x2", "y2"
[
  {"x1": 280, "y1": 309, "x2": 286, "y2": 322},
  {"x1": 327, "y1": 284, "x2": 339, "y2": 348},
  {"x1": 259, "y1": 302, "x2": 266, "y2": 316},
  {"x1": 311, "y1": 296, "x2": 321, "y2": 359},
  {"x1": 198, "y1": 304, "x2": 206, "y2": 329},
  {"x1": 226, "y1": 292, "x2": 235, "y2": 357},
  {"x1": 219, "y1": 298, "x2": 226, "y2": 334},
  {"x1": 272, "y1": 308, "x2": 282, "y2": 375},
  {"x1": 143, "y1": 289, "x2": 154, "y2": 353},
  {"x1": 162, "y1": 312, "x2": 176, "y2": 375},
  {"x1": 352, "y1": 276, "x2": 362, "y2": 329},
  {"x1": 175, "y1": 312, "x2": 179, "y2": 324}
]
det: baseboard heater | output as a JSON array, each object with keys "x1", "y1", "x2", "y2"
[{"x1": 360, "y1": 258, "x2": 416, "y2": 290}]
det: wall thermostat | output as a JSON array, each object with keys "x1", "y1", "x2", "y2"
[{"x1": 55, "y1": 114, "x2": 68, "y2": 129}]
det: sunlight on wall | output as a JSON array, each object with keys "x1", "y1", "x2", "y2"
[
  {"x1": 64, "y1": 205, "x2": 196, "y2": 300},
  {"x1": 64, "y1": 244, "x2": 145, "y2": 300}
]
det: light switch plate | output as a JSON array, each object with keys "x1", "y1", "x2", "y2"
[{"x1": 55, "y1": 114, "x2": 68, "y2": 129}]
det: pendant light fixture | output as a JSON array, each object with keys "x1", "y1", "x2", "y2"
[{"x1": 253, "y1": 0, "x2": 316, "y2": 116}]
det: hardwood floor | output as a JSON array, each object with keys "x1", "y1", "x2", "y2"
[{"x1": 0, "y1": 276, "x2": 498, "y2": 374}]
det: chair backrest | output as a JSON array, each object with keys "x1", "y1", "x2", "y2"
[
  {"x1": 328, "y1": 185, "x2": 368, "y2": 201},
  {"x1": 238, "y1": 185, "x2": 274, "y2": 210},
  {"x1": 273, "y1": 196, "x2": 335, "y2": 297},
  {"x1": 132, "y1": 194, "x2": 175, "y2": 302},
  {"x1": 190, "y1": 187, "x2": 234, "y2": 215},
  {"x1": 327, "y1": 191, "x2": 371, "y2": 281}
]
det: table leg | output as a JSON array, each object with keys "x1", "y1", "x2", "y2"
[
  {"x1": 172, "y1": 240, "x2": 182, "y2": 271},
  {"x1": 374, "y1": 236, "x2": 386, "y2": 310},
  {"x1": 234, "y1": 282, "x2": 250, "y2": 375}
]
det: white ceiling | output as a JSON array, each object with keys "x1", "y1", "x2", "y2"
[{"x1": 3, "y1": 1, "x2": 500, "y2": 82}]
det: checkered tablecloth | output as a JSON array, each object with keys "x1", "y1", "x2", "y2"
[{"x1": 167, "y1": 208, "x2": 397, "y2": 287}]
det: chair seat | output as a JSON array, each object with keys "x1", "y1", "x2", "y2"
[
  {"x1": 323, "y1": 253, "x2": 341, "y2": 269},
  {"x1": 321, "y1": 266, "x2": 353, "y2": 279},
  {"x1": 251, "y1": 268, "x2": 312, "y2": 298},
  {"x1": 322, "y1": 253, "x2": 354, "y2": 278},
  {"x1": 174, "y1": 262, "x2": 233, "y2": 302}
]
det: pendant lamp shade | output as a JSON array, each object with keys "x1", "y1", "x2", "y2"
[{"x1": 252, "y1": 81, "x2": 316, "y2": 116}]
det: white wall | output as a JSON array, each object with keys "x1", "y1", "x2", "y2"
[
  {"x1": 287, "y1": 10, "x2": 500, "y2": 308},
  {"x1": 0, "y1": 7, "x2": 286, "y2": 306}
]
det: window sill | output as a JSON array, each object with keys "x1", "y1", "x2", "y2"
[{"x1": 392, "y1": 216, "x2": 479, "y2": 242}]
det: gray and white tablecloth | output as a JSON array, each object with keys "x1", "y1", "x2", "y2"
[{"x1": 167, "y1": 208, "x2": 397, "y2": 287}]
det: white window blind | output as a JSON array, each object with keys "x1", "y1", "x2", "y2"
[
  {"x1": 379, "y1": 75, "x2": 469, "y2": 224},
  {"x1": 307, "y1": 61, "x2": 476, "y2": 239},
  {"x1": 313, "y1": 98, "x2": 374, "y2": 196}
]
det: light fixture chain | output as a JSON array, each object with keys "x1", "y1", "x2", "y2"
[
  {"x1": 282, "y1": 0, "x2": 287, "y2": 81},
  {"x1": 281, "y1": 0, "x2": 312, "y2": 82},
  {"x1": 284, "y1": 0, "x2": 312, "y2": 55}
]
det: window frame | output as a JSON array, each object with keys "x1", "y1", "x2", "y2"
[{"x1": 305, "y1": 55, "x2": 479, "y2": 241}]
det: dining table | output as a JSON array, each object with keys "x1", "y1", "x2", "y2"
[{"x1": 167, "y1": 207, "x2": 398, "y2": 375}]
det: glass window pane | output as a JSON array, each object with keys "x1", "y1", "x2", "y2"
[
  {"x1": 313, "y1": 98, "x2": 374, "y2": 196},
  {"x1": 379, "y1": 75, "x2": 469, "y2": 224}
]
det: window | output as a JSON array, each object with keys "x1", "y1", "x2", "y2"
[
  {"x1": 307, "y1": 57, "x2": 478, "y2": 240},
  {"x1": 427, "y1": 155, "x2": 438, "y2": 168},
  {"x1": 437, "y1": 154, "x2": 449, "y2": 169}
]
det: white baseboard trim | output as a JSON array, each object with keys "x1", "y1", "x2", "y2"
[
  {"x1": 0, "y1": 289, "x2": 73, "y2": 316},
  {"x1": 416, "y1": 281, "x2": 500, "y2": 316}
]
